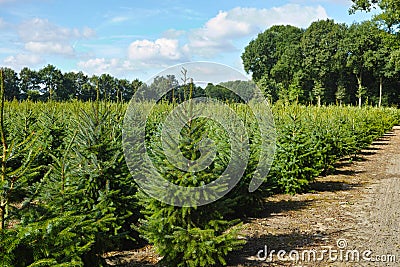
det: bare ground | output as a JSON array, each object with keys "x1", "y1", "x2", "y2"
[{"x1": 105, "y1": 126, "x2": 400, "y2": 267}]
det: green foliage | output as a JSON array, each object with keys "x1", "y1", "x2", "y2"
[
  {"x1": 205, "y1": 80, "x2": 256, "y2": 103},
  {"x1": 0, "y1": 95, "x2": 399, "y2": 267},
  {"x1": 242, "y1": 19, "x2": 400, "y2": 107},
  {"x1": 267, "y1": 103, "x2": 398, "y2": 194},
  {"x1": 241, "y1": 25, "x2": 303, "y2": 82},
  {"x1": 137, "y1": 99, "x2": 246, "y2": 267},
  {"x1": 1, "y1": 65, "x2": 143, "y2": 102},
  {"x1": 336, "y1": 83, "x2": 346, "y2": 104},
  {"x1": 1, "y1": 67, "x2": 20, "y2": 101},
  {"x1": 0, "y1": 101, "x2": 139, "y2": 266},
  {"x1": 350, "y1": 0, "x2": 400, "y2": 32}
]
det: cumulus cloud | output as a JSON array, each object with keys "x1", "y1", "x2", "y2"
[
  {"x1": 291, "y1": 0, "x2": 352, "y2": 5},
  {"x1": 25, "y1": 41, "x2": 74, "y2": 55},
  {"x1": 18, "y1": 18, "x2": 95, "y2": 42},
  {"x1": 2, "y1": 4, "x2": 329, "y2": 75},
  {"x1": 227, "y1": 5, "x2": 328, "y2": 29},
  {"x1": 17, "y1": 18, "x2": 95, "y2": 56},
  {"x1": 128, "y1": 38, "x2": 187, "y2": 65},
  {"x1": 77, "y1": 57, "x2": 137, "y2": 76},
  {"x1": 198, "y1": 11, "x2": 255, "y2": 39},
  {"x1": 182, "y1": 10, "x2": 253, "y2": 57},
  {"x1": 185, "y1": 4, "x2": 328, "y2": 57},
  {"x1": 78, "y1": 39, "x2": 188, "y2": 76},
  {"x1": 162, "y1": 29, "x2": 186, "y2": 39},
  {"x1": 94, "y1": 4, "x2": 329, "y2": 69},
  {"x1": 81, "y1": 27, "x2": 96, "y2": 38},
  {"x1": 3, "y1": 53, "x2": 43, "y2": 69}
]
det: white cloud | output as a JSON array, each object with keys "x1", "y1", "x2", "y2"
[
  {"x1": 25, "y1": 41, "x2": 74, "y2": 55},
  {"x1": 291, "y1": 0, "x2": 352, "y2": 5},
  {"x1": 77, "y1": 57, "x2": 137, "y2": 76},
  {"x1": 82, "y1": 27, "x2": 96, "y2": 38},
  {"x1": 200, "y1": 11, "x2": 255, "y2": 39},
  {"x1": 16, "y1": 18, "x2": 95, "y2": 57},
  {"x1": 3, "y1": 53, "x2": 43, "y2": 69},
  {"x1": 18, "y1": 18, "x2": 95, "y2": 42},
  {"x1": 185, "y1": 4, "x2": 328, "y2": 57},
  {"x1": 0, "y1": 18, "x2": 96, "y2": 70},
  {"x1": 128, "y1": 38, "x2": 187, "y2": 64},
  {"x1": 109, "y1": 16, "x2": 130, "y2": 23},
  {"x1": 78, "y1": 38, "x2": 188, "y2": 77},
  {"x1": 162, "y1": 29, "x2": 186, "y2": 39},
  {"x1": 83, "y1": 4, "x2": 328, "y2": 71},
  {"x1": 77, "y1": 58, "x2": 114, "y2": 74},
  {"x1": 227, "y1": 5, "x2": 328, "y2": 29}
]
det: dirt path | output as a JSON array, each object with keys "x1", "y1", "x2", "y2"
[
  {"x1": 227, "y1": 126, "x2": 400, "y2": 266},
  {"x1": 105, "y1": 127, "x2": 400, "y2": 266},
  {"x1": 344, "y1": 126, "x2": 400, "y2": 266}
]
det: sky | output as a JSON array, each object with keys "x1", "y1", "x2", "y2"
[{"x1": 0, "y1": 0, "x2": 378, "y2": 82}]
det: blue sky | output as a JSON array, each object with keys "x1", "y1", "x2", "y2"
[{"x1": 0, "y1": 0, "x2": 377, "y2": 81}]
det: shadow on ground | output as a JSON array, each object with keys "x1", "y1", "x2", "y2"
[
  {"x1": 249, "y1": 199, "x2": 313, "y2": 220},
  {"x1": 226, "y1": 231, "x2": 328, "y2": 266},
  {"x1": 309, "y1": 180, "x2": 361, "y2": 192}
]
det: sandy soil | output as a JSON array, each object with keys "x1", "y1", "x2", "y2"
[{"x1": 105, "y1": 126, "x2": 400, "y2": 267}]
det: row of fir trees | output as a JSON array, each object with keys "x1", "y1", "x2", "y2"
[{"x1": 1, "y1": 67, "x2": 400, "y2": 266}]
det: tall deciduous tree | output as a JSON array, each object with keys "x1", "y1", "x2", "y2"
[
  {"x1": 301, "y1": 19, "x2": 347, "y2": 105},
  {"x1": 350, "y1": 0, "x2": 400, "y2": 32},
  {"x1": 1, "y1": 68, "x2": 20, "y2": 100},
  {"x1": 71, "y1": 71, "x2": 90, "y2": 100},
  {"x1": 96, "y1": 74, "x2": 117, "y2": 101},
  {"x1": 38, "y1": 64, "x2": 63, "y2": 101},
  {"x1": 60, "y1": 72, "x2": 79, "y2": 101},
  {"x1": 242, "y1": 25, "x2": 303, "y2": 82},
  {"x1": 19, "y1": 67, "x2": 40, "y2": 100},
  {"x1": 365, "y1": 29, "x2": 395, "y2": 106},
  {"x1": 270, "y1": 44, "x2": 303, "y2": 93},
  {"x1": 344, "y1": 21, "x2": 381, "y2": 107}
]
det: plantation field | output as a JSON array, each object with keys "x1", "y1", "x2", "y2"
[
  {"x1": 225, "y1": 126, "x2": 400, "y2": 266},
  {"x1": 1, "y1": 100, "x2": 400, "y2": 266},
  {"x1": 107, "y1": 126, "x2": 400, "y2": 266}
]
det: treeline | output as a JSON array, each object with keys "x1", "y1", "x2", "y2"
[
  {"x1": 242, "y1": 19, "x2": 400, "y2": 107},
  {"x1": 139, "y1": 74, "x2": 257, "y2": 103},
  {"x1": 1, "y1": 65, "x2": 264, "y2": 104},
  {"x1": 1, "y1": 64, "x2": 142, "y2": 102}
]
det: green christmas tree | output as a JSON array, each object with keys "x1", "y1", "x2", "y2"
[{"x1": 135, "y1": 81, "x2": 246, "y2": 267}]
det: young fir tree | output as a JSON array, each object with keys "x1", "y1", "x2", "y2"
[
  {"x1": 270, "y1": 104, "x2": 324, "y2": 193},
  {"x1": 67, "y1": 102, "x2": 139, "y2": 264},
  {"x1": 0, "y1": 70, "x2": 45, "y2": 266},
  {"x1": 4, "y1": 100, "x2": 139, "y2": 266},
  {"x1": 30, "y1": 100, "x2": 138, "y2": 266},
  {"x1": 136, "y1": 81, "x2": 246, "y2": 267}
]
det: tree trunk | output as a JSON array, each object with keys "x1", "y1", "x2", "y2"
[
  {"x1": 379, "y1": 77, "x2": 383, "y2": 108},
  {"x1": 356, "y1": 73, "x2": 362, "y2": 108},
  {"x1": 49, "y1": 86, "x2": 53, "y2": 101},
  {"x1": 0, "y1": 206, "x2": 4, "y2": 230}
]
